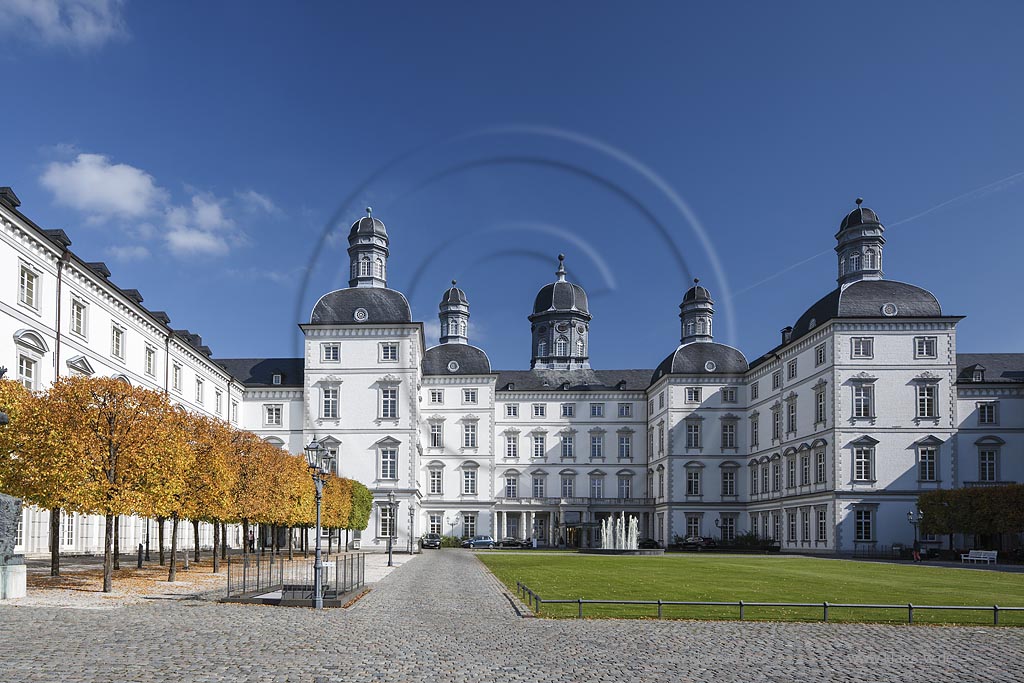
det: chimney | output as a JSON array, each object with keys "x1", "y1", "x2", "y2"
[{"x1": 781, "y1": 326, "x2": 793, "y2": 345}]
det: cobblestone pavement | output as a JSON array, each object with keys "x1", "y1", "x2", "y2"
[{"x1": 2, "y1": 549, "x2": 1022, "y2": 683}]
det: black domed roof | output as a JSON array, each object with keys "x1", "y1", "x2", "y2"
[
  {"x1": 348, "y1": 215, "x2": 388, "y2": 241},
  {"x1": 440, "y1": 280, "x2": 468, "y2": 306},
  {"x1": 310, "y1": 288, "x2": 412, "y2": 325},
  {"x1": 791, "y1": 279, "x2": 942, "y2": 340},
  {"x1": 682, "y1": 279, "x2": 713, "y2": 303},
  {"x1": 651, "y1": 343, "x2": 749, "y2": 383},
  {"x1": 533, "y1": 281, "x2": 589, "y2": 315},
  {"x1": 839, "y1": 203, "x2": 882, "y2": 231},
  {"x1": 422, "y1": 344, "x2": 491, "y2": 376}
]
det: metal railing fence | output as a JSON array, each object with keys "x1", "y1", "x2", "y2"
[
  {"x1": 515, "y1": 582, "x2": 1024, "y2": 625},
  {"x1": 226, "y1": 552, "x2": 365, "y2": 600}
]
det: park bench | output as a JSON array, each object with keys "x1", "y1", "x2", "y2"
[{"x1": 960, "y1": 550, "x2": 997, "y2": 564}]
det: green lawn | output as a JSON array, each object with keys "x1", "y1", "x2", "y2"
[{"x1": 477, "y1": 552, "x2": 1024, "y2": 625}]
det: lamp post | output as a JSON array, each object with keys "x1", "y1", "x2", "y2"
[
  {"x1": 303, "y1": 438, "x2": 328, "y2": 610},
  {"x1": 447, "y1": 515, "x2": 458, "y2": 540},
  {"x1": 407, "y1": 500, "x2": 415, "y2": 554},
  {"x1": 907, "y1": 509, "x2": 924, "y2": 544},
  {"x1": 386, "y1": 490, "x2": 396, "y2": 567},
  {"x1": 0, "y1": 366, "x2": 8, "y2": 428}
]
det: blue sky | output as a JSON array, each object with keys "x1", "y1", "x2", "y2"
[{"x1": 3, "y1": 1, "x2": 1023, "y2": 370}]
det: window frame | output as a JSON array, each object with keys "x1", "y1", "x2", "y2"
[
  {"x1": 321, "y1": 386, "x2": 340, "y2": 419},
  {"x1": 264, "y1": 403, "x2": 283, "y2": 427},
  {"x1": 379, "y1": 342, "x2": 399, "y2": 362},
  {"x1": 914, "y1": 336, "x2": 937, "y2": 359},
  {"x1": 380, "y1": 387, "x2": 399, "y2": 419},
  {"x1": 18, "y1": 264, "x2": 40, "y2": 311},
  {"x1": 70, "y1": 297, "x2": 88, "y2": 338},
  {"x1": 851, "y1": 337, "x2": 874, "y2": 359},
  {"x1": 853, "y1": 447, "x2": 874, "y2": 482},
  {"x1": 321, "y1": 342, "x2": 341, "y2": 363},
  {"x1": 379, "y1": 447, "x2": 398, "y2": 480},
  {"x1": 110, "y1": 324, "x2": 126, "y2": 361}
]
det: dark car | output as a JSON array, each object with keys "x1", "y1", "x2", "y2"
[
  {"x1": 680, "y1": 536, "x2": 717, "y2": 550},
  {"x1": 637, "y1": 538, "x2": 662, "y2": 549},
  {"x1": 498, "y1": 537, "x2": 532, "y2": 549},
  {"x1": 421, "y1": 533, "x2": 442, "y2": 549},
  {"x1": 466, "y1": 535, "x2": 496, "y2": 549}
]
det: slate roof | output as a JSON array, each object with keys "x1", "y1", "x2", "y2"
[
  {"x1": 839, "y1": 205, "x2": 882, "y2": 231},
  {"x1": 532, "y1": 280, "x2": 590, "y2": 316},
  {"x1": 651, "y1": 342, "x2": 749, "y2": 384},
  {"x1": 215, "y1": 358, "x2": 304, "y2": 387},
  {"x1": 440, "y1": 282, "x2": 468, "y2": 306},
  {"x1": 494, "y1": 369, "x2": 652, "y2": 392},
  {"x1": 790, "y1": 279, "x2": 945, "y2": 341},
  {"x1": 422, "y1": 344, "x2": 492, "y2": 376},
  {"x1": 309, "y1": 288, "x2": 412, "y2": 325},
  {"x1": 956, "y1": 353, "x2": 1024, "y2": 384},
  {"x1": 348, "y1": 215, "x2": 388, "y2": 240}
]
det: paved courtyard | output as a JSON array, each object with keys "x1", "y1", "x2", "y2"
[{"x1": 1, "y1": 550, "x2": 1021, "y2": 683}]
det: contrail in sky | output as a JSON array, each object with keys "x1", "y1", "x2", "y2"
[{"x1": 730, "y1": 169, "x2": 1024, "y2": 298}]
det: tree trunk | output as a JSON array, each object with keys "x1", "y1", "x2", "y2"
[
  {"x1": 168, "y1": 515, "x2": 179, "y2": 582},
  {"x1": 49, "y1": 507, "x2": 60, "y2": 577},
  {"x1": 193, "y1": 519, "x2": 201, "y2": 562},
  {"x1": 157, "y1": 516, "x2": 166, "y2": 565},
  {"x1": 288, "y1": 527, "x2": 294, "y2": 561},
  {"x1": 220, "y1": 522, "x2": 227, "y2": 560},
  {"x1": 113, "y1": 516, "x2": 120, "y2": 570},
  {"x1": 102, "y1": 513, "x2": 114, "y2": 593},
  {"x1": 212, "y1": 519, "x2": 220, "y2": 573},
  {"x1": 328, "y1": 528, "x2": 333, "y2": 555},
  {"x1": 303, "y1": 528, "x2": 308, "y2": 558}
]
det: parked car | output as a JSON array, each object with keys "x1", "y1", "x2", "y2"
[
  {"x1": 466, "y1": 535, "x2": 496, "y2": 549},
  {"x1": 680, "y1": 536, "x2": 717, "y2": 550},
  {"x1": 421, "y1": 533, "x2": 442, "y2": 549},
  {"x1": 637, "y1": 538, "x2": 662, "y2": 549},
  {"x1": 497, "y1": 537, "x2": 532, "y2": 549}
]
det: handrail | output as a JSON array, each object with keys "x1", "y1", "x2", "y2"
[{"x1": 514, "y1": 583, "x2": 1023, "y2": 625}]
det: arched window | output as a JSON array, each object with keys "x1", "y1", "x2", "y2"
[
  {"x1": 576, "y1": 337, "x2": 585, "y2": 356},
  {"x1": 849, "y1": 252, "x2": 861, "y2": 271},
  {"x1": 686, "y1": 321, "x2": 695, "y2": 337},
  {"x1": 864, "y1": 249, "x2": 875, "y2": 269},
  {"x1": 840, "y1": 257, "x2": 846, "y2": 275},
  {"x1": 459, "y1": 320, "x2": 467, "y2": 336},
  {"x1": 537, "y1": 339, "x2": 547, "y2": 356},
  {"x1": 375, "y1": 258, "x2": 384, "y2": 278},
  {"x1": 359, "y1": 257, "x2": 371, "y2": 277},
  {"x1": 555, "y1": 336, "x2": 569, "y2": 356},
  {"x1": 448, "y1": 319, "x2": 458, "y2": 336},
  {"x1": 696, "y1": 318, "x2": 706, "y2": 335}
]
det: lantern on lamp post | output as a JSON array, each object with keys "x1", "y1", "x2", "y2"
[{"x1": 303, "y1": 438, "x2": 328, "y2": 610}]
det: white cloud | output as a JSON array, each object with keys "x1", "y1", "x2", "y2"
[
  {"x1": 165, "y1": 229, "x2": 229, "y2": 257},
  {"x1": 106, "y1": 244, "x2": 150, "y2": 261},
  {"x1": 0, "y1": 0, "x2": 127, "y2": 50},
  {"x1": 40, "y1": 153, "x2": 165, "y2": 220},
  {"x1": 163, "y1": 193, "x2": 245, "y2": 257},
  {"x1": 237, "y1": 189, "x2": 280, "y2": 215}
]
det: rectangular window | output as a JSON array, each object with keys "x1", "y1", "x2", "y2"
[
  {"x1": 428, "y1": 470, "x2": 442, "y2": 495},
  {"x1": 801, "y1": 509, "x2": 810, "y2": 541},
  {"x1": 772, "y1": 409, "x2": 781, "y2": 440},
  {"x1": 658, "y1": 424, "x2": 665, "y2": 453},
  {"x1": 380, "y1": 342, "x2": 398, "y2": 361},
  {"x1": 590, "y1": 402, "x2": 604, "y2": 418},
  {"x1": 648, "y1": 399, "x2": 655, "y2": 414},
  {"x1": 19, "y1": 266, "x2": 38, "y2": 309},
  {"x1": 658, "y1": 392, "x2": 665, "y2": 409},
  {"x1": 506, "y1": 403, "x2": 519, "y2": 417},
  {"x1": 463, "y1": 389, "x2": 478, "y2": 404},
  {"x1": 772, "y1": 463, "x2": 780, "y2": 491},
  {"x1": 686, "y1": 470, "x2": 700, "y2": 496},
  {"x1": 144, "y1": 346, "x2": 156, "y2": 377},
  {"x1": 560, "y1": 476, "x2": 574, "y2": 498},
  {"x1": 17, "y1": 355, "x2": 35, "y2": 390},
  {"x1": 617, "y1": 476, "x2": 632, "y2": 499},
  {"x1": 787, "y1": 401, "x2": 797, "y2": 433},
  {"x1": 815, "y1": 343, "x2": 826, "y2": 366},
  {"x1": 505, "y1": 476, "x2": 519, "y2": 499},
  {"x1": 787, "y1": 359, "x2": 798, "y2": 380},
  {"x1": 381, "y1": 388, "x2": 398, "y2": 419},
  {"x1": 816, "y1": 451, "x2": 826, "y2": 483},
  {"x1": 815, "y1": 390, "x2": 826, "y2": 424},
  {"x1": 853, "y1": 384, "x2": 873, "y2": 418},
  {"x1": 215, "y1": 390, "x2": 223, "y2": 415},
  {"x1": 532, "y1": 404, "x2": 546, "y2": 418},
  {"x1": 429, "y1": 389, "x2": 444, "y2": 404},
  {"x1": 561, "y1": 435, "x2": 574, "y2": 459},
  {"x1": 618, "y1": 434, "x2": 632, "y2": 459},
  {"x1": 914, "y1": 336, "x2": 937, "y2": 359},
  {"x1": 590, "y1": 434, "x2": 604, "y2": 459},
  {"x1": 801, "y1": 455, "x2": 810, "y2": 486},
  {"x1": 463, "y1": 423, "x2": 477, "y2": 449},
  {"x1": 272, "y1": 373, "x2": 282, "y2": 386},
  {"x1": 428, "y1": 513, "x2": 442, "y2": 535},
  {"x1": 378, "y1": 506, "x2": 395, "y2": 538},
  {"x1": 500, "y1": 434, "x2": 516, "y2": 458},
  {"x1": 721, "y1": 423, "x2": 736, "y2": 449},
  {"x1": 60, "y1": 512, "x2": 75, "y2": 547},
  {"x1": 788, "y1": 512, "x2": 797, "y2": 542},
  {"x1": 532, "y1": 477, "x2": 545, "y2": 498},
  {"x1": 230, "y1": 401, "x2": 238, "y2": 423},
  {"x1": 70, "y1": 298, "x2": 87, "y2": 337},
  {"x1": 919, "y1": 447, "x2": 936, "y2": 481},
  {"x1": 463, "y1": 515, "x2": 476, "y2": 537},
  {"x1": 771, "y1": 371, "x2": 781, "y2": 390},
  {"x1": 532, "y1": 435, "x2": 546, "y2": 458},
  {"x1": 762, "y1": 466, "x2": 769, "y2": 494},
  {"x1": 979, "y1": 450, "x2": 997, "y2": 482},
  {"x1": 264, "y1": 404, "x2": 282, "y2": 426},
  {"x1": 429, "y1": 423, "x2": 443, "y2": 448},
  {"x1": 721, "y1": 517, "x2": 735, "y2": 543},
  {"x1": 686, "y1": 422, "x2": 700, "y2": 449},
  {"x1": 750, "y1": 417, "x2": 759, "y2": 448},
  {"x1": 773, "y1": 513, "x2": 780, "y2": 541},
  {"x1": 750, "y1": 467, "x2": 758, "y2": 494},
  {"x1": 721, "y1": 470, "x2": 735, "y2": 496},
  {"x1": 854, "y1": 447, "x2": 873, "y2": 481},
  {"x1": 854, "y1": 509, "x2": 873, "y2": 542},
  {"x1": 590, "y1": 476, "x2": 603, "y2": 499},
  {"x1": 110, "y1": 325, "x2": 125, "y2": 360},
  {"x1": 751, "y1": 381, "x2": 759, "y2": 400},
  {"x1": 617, "y1": 403, "x2": 632, "y2": 417},
  {"x1": 787, "y1": 459, "x2": 796, "y2": 488},
  {"x1": 380, "y1": 448, "x2": 397, "y2": 479},
  {"x1": 817, "y1": 509, "x2": 827, "y2": 541},
  {"x1": 561, "y1": 403, "x2": 575, "y2": 418},
  {"x1": 322, "y1": 387, "x2": 339, "y2": 419},
  {"x1": 721, "y1": 387, "x2": 737, "y2": 403},
  {"x1": 322, "y1": 343, "x2": 340, "y2": 362},
  {"x1": 685, "y1": 387, "x2": 701, "y2": 403},
  {"x1": 195, "y1": 378, "x2": 204, "y2": 404},
  {"x1": 462, "y1": 469, "x2": 477, "y2": 494},
  {"x1": 916, "y1": 384, "x2": 937, "y2": 418},
  {"x1": 172, "y1": 365, "x2": 182, "y2": 392},
  {"x1": 686, "y1": 516, "x2": 700, "y2": 539},
  {"x1": 978, "y1": 402, "x2": 997, "y2": 425},
  {"x1": 658, "y1": 470, "x2": 665, "y2": 497},
  {"x1": 851, "y1": 337, "x2": 874, "y2": 359}
]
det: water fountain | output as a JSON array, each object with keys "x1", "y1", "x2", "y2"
[{"x1": 581, "y1": 512, "x2": 662, "y2": 555}]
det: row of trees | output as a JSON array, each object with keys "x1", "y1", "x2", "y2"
[
  {"x1": 0, "y1": 376, "x2": 371, "y2": 592},
  {"x1": 919, "y1": 485, "x2": 1024, "y2": 538}
]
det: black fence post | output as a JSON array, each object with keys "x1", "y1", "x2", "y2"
[
  {"x1": 908, "y1": 603, "x2": 914, "y2": 624},
  {"x1": 578, "y1": 598, "x2": 583, "y2": 619},
  {"x1": 657, "y1": 599, "x2": 663, "y2": 619},
  {"x1": 994, "y1": 605, "x2": 999, "y2": 626},
  {"x1": 739, "y1": 600, "x2": 745, "y2": 621},
  {"x1": 823, "y1": 602, "x2": 829, "y2": 622}
]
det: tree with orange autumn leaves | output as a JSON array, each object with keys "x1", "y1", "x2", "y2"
[{"x1": 0, "y1": 376, "x2": 372, "y2": 593}]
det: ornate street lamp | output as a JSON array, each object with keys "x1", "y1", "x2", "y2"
[
  {"x1": 907, "y1": 509, "x2": 924, "y2": 544},
  {"x1": 407, "y1": 500, "x2": 415, "y2": 554},
  {"x1": 386, "y1": 490, "x2": 396, "y2": 567},
  {"x1": 303, "y1": 438, "x2": 328, "y2": 610},
  {"x1": 0, "y1": 367, "x2": 8, "y2": 427}
]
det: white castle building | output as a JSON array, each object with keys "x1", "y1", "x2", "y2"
[{"x1": 2, "y1": 185, "x2": 1021, "y2": 556}]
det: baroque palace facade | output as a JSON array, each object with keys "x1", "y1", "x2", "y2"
[{"x1": 2, "y1": 185, "x2": 1021, "y2": 556}]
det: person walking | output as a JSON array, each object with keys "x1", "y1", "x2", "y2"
[{"x1": 912, "y1": 539, "x2": 922, "y2": 563}]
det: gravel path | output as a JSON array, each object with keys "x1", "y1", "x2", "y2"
[{"x1": 1, "y1": 549, "x2": 1021, "y2": 682}]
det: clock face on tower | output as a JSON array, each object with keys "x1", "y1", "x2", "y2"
[
  {"x1": 577, "y1": 325, "x2": 585, "y2": 334},
  {"x1": 555, "y1": 322, "x2": 569, "y2": 333}
]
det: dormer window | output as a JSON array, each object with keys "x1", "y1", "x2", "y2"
[
  {"x1": 973, "y1": 368, "x2": 985, "y2": 382},
  {"x1": 272, "y1": 373, "x2": 282, "y2": 385}
]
